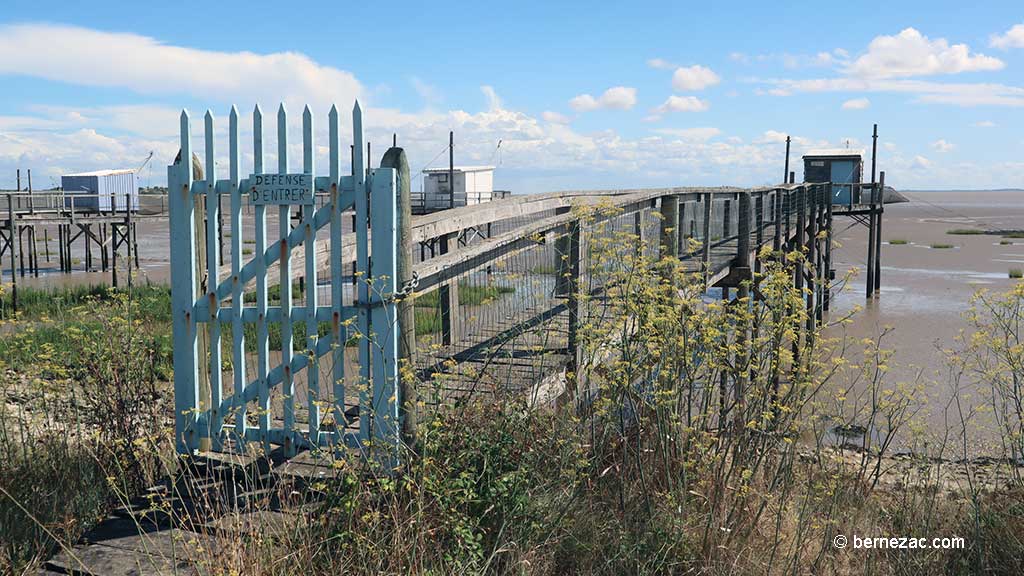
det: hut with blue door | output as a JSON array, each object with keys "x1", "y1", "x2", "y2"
[{"x1": 802, "y1": 149, "x2": 863, "y2": 205}]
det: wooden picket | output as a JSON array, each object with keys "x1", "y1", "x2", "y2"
[{"x1": 168, "y1": 102, "x2": 401, "y2": 460}]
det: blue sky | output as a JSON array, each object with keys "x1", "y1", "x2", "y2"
[{"x1": 0, "y1": 0, "x2": 1021, "y2": 192}]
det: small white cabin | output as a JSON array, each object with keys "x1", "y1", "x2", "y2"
[{"x1": 418, "y1": 165, "x2": 495, "y2": 214}]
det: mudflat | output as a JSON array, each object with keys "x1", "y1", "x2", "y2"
[{"x1": 826, "y1": 190, "x2": 1024, "y2": 453}]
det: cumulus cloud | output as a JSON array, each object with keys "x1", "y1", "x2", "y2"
[
  {"x1": 569, "y1": 86, "x2": 637, "y2": 112},
  {"x1": 846, "y1": 28, "x2": 1004, "y2": 78},
  {"x1": 541, "y1": 111, "x2": 571, "y2": 124},
  {"x1": 755, "y1": 29, "x2": 1019, "y2": 107},
  {"x1": 841, "y1": 97, "x2": 870, "y2": 110},
  {"x1": 0, "y1": 23, "x2": 364, "y2": 113},
  {"x1": 652, "y1": 96, "x2": 710, "y2": 115},
  {"x1": 991, "y1": 23, "x2": 1024, "y2": 50},
  {"x1": 972, "y1": 120, "x2": 996, "y2": 127},
  {"x1": 647, "y1": 58, "x2": 676, "y2": 70},
  {"x1": 931, "y1": 139, "x2": 955, "y2": 152},
  {"x1": 672, "y1": 65, "x2": 721, "y2": 91},
  {"x1": 764, "y1": 77, "x2": 1024, "y2": 107},
  {"x1": 0, "y1": 23, "x2": 1017, "y2": 192}
]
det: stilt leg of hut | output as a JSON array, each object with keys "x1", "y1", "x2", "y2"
[
  {"x1": 18, "y1": 226, "x2": 25, "y2": 277},
  {"x1": 85, "y1": 225, "x2": 92, "y2": 271},
  {"x1": 824, "y1": 191, "x2": 833, "y2": 312},
  {"x1": 112, "y1": 224, "x2": 119, "y2": 288},
  {"x1": 874, "y1": 172, "x2": 885, "y2": 296},
  {"x1": 865, "y1": 197, "x2": 876, "y2": 299},
  {"x1": 805, "y1": 190, "x2": 817, "y2": 343}
]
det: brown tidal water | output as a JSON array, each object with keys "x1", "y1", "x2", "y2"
[{"x1": 824, "y1": 190, "x2": 1024, "y2": 455}]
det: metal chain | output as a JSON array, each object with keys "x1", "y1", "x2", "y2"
[{"x1": 394, "y1": 270, "x2": 419, "y2": 298}]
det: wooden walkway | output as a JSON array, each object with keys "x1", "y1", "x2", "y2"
[{"x1": 40, "y1": 183, "x2": 859, "y2": 574}]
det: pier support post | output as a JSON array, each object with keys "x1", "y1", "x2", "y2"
[
  {"x1": 555, "y1": 206, "x2": 572, "y2": 297},
  {"x1": 659, "y1": 195, "x2": 679, "y2": 259},
  {"x1": 112, "y1": 225, "x2": 119, "y2": 288},
  {"x1": 754, "y1": 192, "x2": 764, "y2": 275},
  {"x1": 805, "y1": 187, "x2": 817, "y2": 344},
  {"x1": 439, "y1": 231, "x2": 461, "y2": 346},
  {"x1": 792, "y1": 187, "x2": 806, "y2": 367},
  {"x1": 6, "y1": 201, "x2": 16, "y2": 314},
  {"x1": 866, "y1": 183, "x2": 877, "y2": 299},
  {"x1": 734, "y1": 192, "x2": 753, "y2": 432},
  {"x1": 875, "y1": 172, "x2": 884, "y2": 296},
  {"x1": 633, "y1": 210, "x2": 645, "y2": 256},
  {"x1": 702, "y1": 192, "x2": 713, "y2": 288},
  {"x1": 773, "y1": 189, "x2": 783, "y2": 253},
  {"x1": 824, "y1": 186, "x2": 834, "y2": 312},
  {"x1": 566, "y1": 217, "x2": 582, "y2": 383}
]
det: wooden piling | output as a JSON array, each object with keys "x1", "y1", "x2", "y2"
[
  {"x1": 866, "y1": 183, "x2": 877, "y2": 299},
  {"x1": 7, "y1": 200, "x2": 17, "y2": 313},
  {"x1": 824, "y1": 188, "x2": 833, "y2": 312},
  {"x1": 566, "y1": 218, "x2": 582, "y2": 381},
  {"x1": 805, "y1": 187, "x2": 817, "y2": 344},
  {"x1": 874, "y1": 172, "x2": 884, "y2": 296},
  {"x1": 792, "y1": 187, "x2": 805, "y2": 366},
  {"x1": 439, "y1": 232, "x2": 460, "y2": 346},
  {"x1": 702, "y1": 192, "x2": 713, "y2": 288},
  {"x1": 659, "y1": 195, "x2": 679, "y2": 258}
]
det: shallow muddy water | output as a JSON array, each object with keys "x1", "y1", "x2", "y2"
[{"x1": 824, "y1": 190, "x2": 1024, "y2": 454}]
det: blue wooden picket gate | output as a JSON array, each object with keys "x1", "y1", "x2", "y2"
[{"x1": 168, "y1": 102, "x2": 400, "y2": 459}]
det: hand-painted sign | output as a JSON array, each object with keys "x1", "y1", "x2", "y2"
[{"x1": 249, "y1": 173, "x2": 314, "y2": 205}]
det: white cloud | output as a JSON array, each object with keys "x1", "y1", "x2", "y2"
[
  {"x1": 542, "y1": 111, "x2": 571, "y2": 124},
  {"x1": 480, "y1": 85, "x2": 502, "y2": 111},
  {"x1": 846, "y1": 28, "x2": 1004, "y2": 78},
  {"x1": 0, "y1": 23, "x2": 363, "y2": 112},
  {"x1": 729, "y1": 52, "x2": 751, "y2": 64},
  {"x1": 652, "y1": 96, "x2": 710, "y2": 115},
  {"x1": 841, "y1": 97, "x2": 870, "y2": 110},
  {"x1": 972, "y1": 120, "x2": 996, "y2": 128},
  {"x1": 650, "y1": 127, "x2": 721, "y2": 141},
  {"x1": 991, "y1": 23, "x2": 1024, "y2": 50},
  {"x1": 672, "y1": 65, "x2": 721, "y2": 91},
  {"x1": 0, "y1": 23, "x2": 1020, "y2": 192},
  {"x1": 758, "y1": 130, "x2": 789, "y2": 144},
  {"x1": 569, "y1": 86, "x2": 637, "y2": 112},
  {"x1": 931, "y1": 139, "x2": 955, "y2": 152},
  {"x1": 764, "y1": 77, "x2": 1024, "y2": 107},
  {"x1": 410, "y1": 77, "x2": 441, "y2": 106},
  {"x1": 912, "y1": 155, "x2": 932, "y2": 169},
  {"x1": 647, "y1": 58, "x2": 676, "y2": 70}
]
